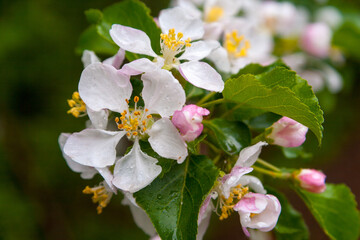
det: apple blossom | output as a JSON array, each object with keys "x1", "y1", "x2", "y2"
[
  {"x1": 173, "y1": 0, "x2": 244, "y2": 40},
  {"x1": 234, "y1": 192, "x2": 281, "y2": 236},
  {"x1": 63, "y1": 63, "x2": 188, "y2": 193},
  {"x1": 171, "y1": 104, "x2": 210, "y2": 142},
  {"x1": 296, "y1": 169, "x2": 326, "y2": 193},
  {"x1": 109, "y1": 7, "x2": 224, "y2": 92},
  {"x1": 301, "y1": 23, "x2": 332, "y2": 58},
  {"x1": 267, "y1": 117, "x2": 308, "y2": 147},
  {"x1": 208, "y1": 19, "x2": 273, "y2": 74}
]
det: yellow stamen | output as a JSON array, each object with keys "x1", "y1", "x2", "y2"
[
  {"x1": 67, "y1": 91, "x2": 86, "y2": 118},
  {"x1": 224, "y1": 30, "x2": 251, "y2": 58},
  {"x1": 83, "y1": 185, "x2": 111, "y2": 214},
  {"x1": 205, "y1": 6, "x2": 224, "y2": 23},
  {"x1": 134, "y1": 96, "x2": 139, "y2": 103},
  {"x1": 218, "y1": 184, "x2": 249, "y2": 220}
]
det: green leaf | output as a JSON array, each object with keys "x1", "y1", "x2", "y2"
[
  {"x1": 96, "y1": 0, "x2": 161, "y2": 61},
  {"x1": 203, "y1": 119, "x2": 251, "y2": 155},
  {"x1": 223, "y1": 65, "x2": 324, "y2": 144},
  {"x1": 134, "y1": 155, "x2": 219, "y2": 240},
  {"x1": 248, "y1": 112, "x2": 282, "y2": 130},
  {"x1": 76, "y1": 26, "x2": 118, "y2": 55},
  {"x1": 187, "y1": 134, "x2": 207, "y2": 154},
  {"x1": 267, "y1": 188, "x2": 309, "y2": 240},
  {"x1": 85, "y1": 9, "x2": 103, "y2": 25},
  {"x1": 296, "y1": 184, "x2": 360, "y2": 240},
  {"x1": 232, "y1": 60, "x2": 289, "y2": 77},
  {"x1": 139, "y1": 140, "x2": 175, "y2": 178}
]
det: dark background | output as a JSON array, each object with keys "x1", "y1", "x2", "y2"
[{"x1": 0, "y1": 0, "x2": 359, "y2": 239}]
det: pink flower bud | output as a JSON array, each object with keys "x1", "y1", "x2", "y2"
[
  {"x1": 301, "y1": 23, "x2": 332, "y2": 58},
  {"x1": 268, "y1": 117, "x2": 308, "y2": 147},
  {"x1": 171, "y1": 104, "x2": 210, "y2": 142},
  {"x1": 297, "y1": 169, "x2": 326, "y2": 193}
]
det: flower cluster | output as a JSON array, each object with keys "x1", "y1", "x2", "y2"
[{"x1": 58, "y1": 0, "x2": 337, "y2": 239}]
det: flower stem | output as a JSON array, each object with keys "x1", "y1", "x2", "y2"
[
  {"x1": 197, "y1": 92, "x2": 217, "y2": 105},
  {"x1": 252, "y1": 166, "x2": 290, "y2": 179},
  {"x1": 256, "y1": 158, "x2": 281, "y2": 172},
  {"x1": 200, "y1": 98, "x2": 225, "y2": 108}
]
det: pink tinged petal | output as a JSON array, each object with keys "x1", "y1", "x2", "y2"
[
  {"x1": 197, "y1": 198, "x2": 213, "y2": 240},
  {"x1": 95, "y1": 167, "x2": 117, "y2": 193},
  {"x1": 112, "y1": 139, "x2": 162, "y2": 193},
  {"x1": 110, "y1": 24, "x2": 157, "y2": 57},
  {"x1": 142, "y1": 69, "x2": 186, "y2": 118},
  {"x1": 297, "y1": 169, "x2": 326, "y2": 193},
  {"x1": 63, "y1": 129, "x2": 126, "y2": 168},
  {"x1": 234, "y1": 193, "x2": 268, "y2": 214},
  {"x1": 122, "y1": 193, "x2": 157, "y2": 237},
  {"x1": 238, "y1": 176, "x2": 266, "y2": 194},
  {"x1": 235, "y1": 141, "x2": 268, "y2": 167},
  {"x1": 198, "y1": 195, "x2": 211, "y2": 225},
  {"x1": 148, "y1": 118, "x2": 188, "y2": 163},
  {"x1": 207, "y1": 46, "x2": 231, "y2": 73},
  {"x1": 81, "y1": 50, "x2": 100, "y2": 68},
  {"x1": 79, "y1": 62, "x2": 132, "y2": 113},
  {"x1": 120, "y1": 58, "x2": 161, "y2": 76},
  {"x1": 268, "y1": 117, "x2": 308, "y2": 147},
  {"x1": 86, "y1": 107, "x2": 109, "y2": 130},
  {"x1": 171, "y1": 104, "x2": 210, "y2": 142},
  {"x1": 301, "y1": 23, "x2": 331, "y2": 58},
  {"x1": 221, "y1": 166, "x2": 253, "y2": 199},
  {"x1": 203, "y1": 22, "x2": 224, "y2": 40},
  {"x1": 178, "y1": 40, "x2": 220, "y2": 61},
  {"x1": 103, "y1": 48, "x2": 126, "y2": 69},
  {"x1": 179, "y1": 61, "x2": 224, "y2": 92},
  {"x1": 242, "y1": 227, "x2": 251, "y2": 237},
  {"x1": 159, "y1": 7, "x2": 204, "y2": 40},
  {"x1": 58, "y1": 133, "x2": 97, "y2": 179}
]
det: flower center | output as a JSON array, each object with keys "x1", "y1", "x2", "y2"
[
  {"x1": 205, "y1": 6, "x2": 224, "y2": 22},
  {"x1": 224, "y1": 30, "x2": 251, "y2": 59},
  {"x1": 160, "y1": 28, "x2": 191, "y2": 68},
  {"x1": 67, "y1": 91, "x2": 86, "y2": 118},
  {"x1": 83, "y1": 184, "x2": 113, "y2": 214},
  {"x1": 219, "y1": 184, "x2": 249, "y2": 220},
  {"x1": 115, "y1": 96, "x2": 153, "y2": 139}
]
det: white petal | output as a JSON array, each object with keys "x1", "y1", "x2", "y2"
[
  {"x1": 103, "y1": 48, "x2": 125, "y2": 69},
  {"x1": 207, "y1": 47, "x2": 231, "y2": 73},
  {"x1": 58, "y1": 133, "x2": 97, "y2": 179},
  {"x1": 110, "y1": 24, "x2": 157, "y2": 57},
  {"x1": 87, "y1": 107, "x2": 109, "y2": 130},
  {"x1": 142, "y1": 69, "x2": 186, "y2": 117},
  {"x1": 63, "y1": 129, "x2": 125, "y2": 168},
  {"x1": 148, "y1": 118, "x2": 188, "y2": 163},
  {"x1": 179, "y1": 40, "x2": 219, "y2": 61},
  {"x1": 81, "y1": 50, "x2": 100, "y2": 68},
  {"x1": 79, "y1": 62, "x2": 132, "y2": 113},
  {"x1": 122, "y1": 193, "x2": 157, "y2": 236},
  {"x1": 159, "y1": 7, "x2": 204, "y2": 40},
  {"x1": 95, "y1": 167, "x2": 117, "y2": 193},
  {"x1": 239, "y1": 176, "x2": 266, "y2": 194},
  {"x1": 120, "y1": 58, "x2": 161, "y2": 76},
  {"x1": 235, "y1": 142, "x2": 268, "y2": 167},
  {"x1": 179, "y1": 61, "x2": 224, "y2": 92},
  {"x1": 112, "y1": 139, "x2": 162, "y2": 193}
]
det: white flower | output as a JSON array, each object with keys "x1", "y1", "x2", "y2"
[
  {"x1": 109, "y1": 7, "x2": 224, "y2": 92},
  {"x1": 208, "y1": 19, "x2": 273, "y2": 74},
  {"x1": 173, "y1": 0, "x2": 244, "y2": 40},
  {"x1": 63, "y1": 63, "x2": 187, "y2": 193}
]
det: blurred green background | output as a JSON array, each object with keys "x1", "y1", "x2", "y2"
[{"x1": 0, "y1": 0, "x2": 359, "y2": 239}]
